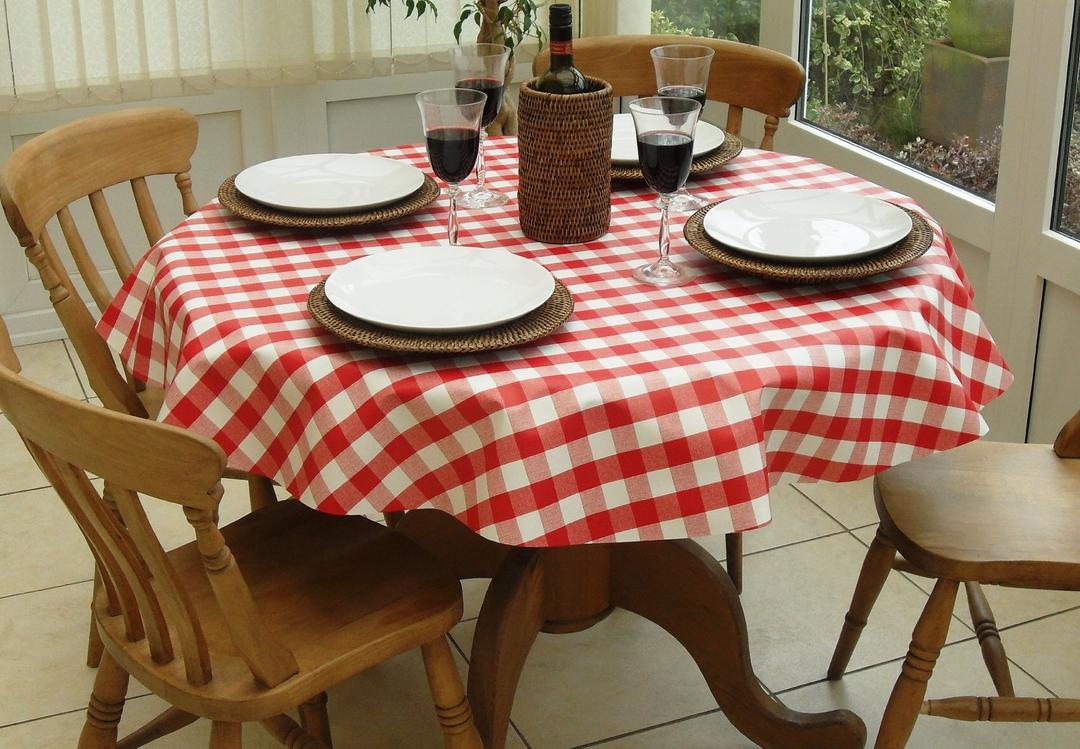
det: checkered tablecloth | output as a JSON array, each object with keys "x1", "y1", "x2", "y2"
[{"x1": 98, "y1": 136, "x2": 1011, "y2": 547}]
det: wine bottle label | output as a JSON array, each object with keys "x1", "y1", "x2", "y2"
[{"x1": 549, "y1": 40, "x2": 572, "y2": 56}]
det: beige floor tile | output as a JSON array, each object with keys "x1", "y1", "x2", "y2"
[
  {"x1": 0, "y1": 486, "x2": 94, "y2": 598},
  {"x1": 793, "y1": 477, "x2": 877, "y2": 529},
  {"x1": 695, "y1": 483, "x2": 845, "y2": 561},
  {"x1": 738, "y1": 533, "x2": 972, "y2": 693},
  {"x1": 451, "y1": 608, "x2": 718, "y2": 749},
  {"x1": 995, "y1": 608, "x2": 1080, "y2": 697},
  {"x1": 852, "y1": 525, "x2": 1080, "y2": 629},
  {"x1": 0, "y1": 581, "x2": 149, "y2": 727},
  {"x1": 0, "y1": 415, "x2": 49, "y2": 495},
  {"x1": 461, "y1": 577, "x2": 490, "y2": 622},
  {"x1": 11, "y1": 340, "x2": 86, "y2": 402},
  {"x1": 596, "y1": 642, "x2": 1079, "y2": 748},
  {"x1": 0, "y1": 647, "x2": 525, "y2": 748}
]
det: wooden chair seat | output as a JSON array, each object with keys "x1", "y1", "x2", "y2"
[
  {"x1": 876, "y1": 440, "x2": 1080, "y2": 590},
  {"x1": 829, "y1": 408, "x2": 1080, "y2": 747},
  {"x1": 100, "y1": 499, "x2": 462, "y2": 722}
]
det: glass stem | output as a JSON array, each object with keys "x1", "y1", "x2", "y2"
[
  {"x1": 476, "y1": 130, "x2": 487, "y2": 193},
  {"x1": 448, "y1": 185, "x2": 459, "y2": 245},
  {"x1": 658, "y1": 195, "x2": 671, "y2": 264}
]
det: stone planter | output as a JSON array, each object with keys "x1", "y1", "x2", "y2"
[{"x1": 919, "y1": 39, "x2": 1008, "y2": 145}]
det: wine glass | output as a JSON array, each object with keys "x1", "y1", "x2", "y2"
[
  {"x1": 650, "y1": 44, "x2": 715, "y2": 213},
  {"x1": 630, "y1": 96, "x2": 702, "y2": 287},
  {"x1": 416, "y1": 88, "x2": 487, "y2": 246},
  {"x1": 450, "y1": 43, "x2": 511, "y2": 209}
]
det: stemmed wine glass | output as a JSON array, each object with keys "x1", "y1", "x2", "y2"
[
  {"x1": 450, "y1": 43, "x2": 511, "y2": 209},
  {"x1": 416, "y1": 88, "x2": 487, "y2": 245},
  {"x1": 651, "y1": 44, "x2": 715, "y2": 213},
  {"x1": 630, "y1": 96, "x2": 702, "y2": 287}
]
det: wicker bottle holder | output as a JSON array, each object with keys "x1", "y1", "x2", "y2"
[{"x1": 517, "y1": 77, "x2": 614, "y2": 244}]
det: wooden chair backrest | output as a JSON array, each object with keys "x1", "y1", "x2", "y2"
[
  {"x1": 0, "y1": 357, "x2": 299, "y2": 690},
  {"x1": 0, "y1": 107, "x2": 199, "y2": 417},
  {"x1": 0, "y1": 315, "x2": 18, "y2": 373},
  {"x1": 1055, "y1": 408, "x2": 1080, "y2": 458},
  {"x1": 532, "y1": 35, "x2": 805, "y2": 149}
]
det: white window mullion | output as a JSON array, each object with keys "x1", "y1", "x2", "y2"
[{"x1": 982, "y1": 0, "x2": 1076, "y2": 441}]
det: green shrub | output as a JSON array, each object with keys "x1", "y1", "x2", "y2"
[
  {"x1": 650, "y1": 0, "x2": 761, "y2": 44},
  {"x1": 807, "y1": 0, "x2": 950, "y2": 144}
]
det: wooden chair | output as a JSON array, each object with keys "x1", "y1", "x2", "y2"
[
  {"x1": 532, "y1": 34, "x2": 806, "y2": 150},
  {"x1": 0, "y1": 107, "x2": 281, "y2": 666},
  {"x1": 827, "y1": 410, "x2": 1080, "y2": 747},
  {"x1": 0, "y1": 324, "x2": 482, "y2": 749},
  {"x1": 534, "y1": 36, "x2": 804, "y2": 591}
]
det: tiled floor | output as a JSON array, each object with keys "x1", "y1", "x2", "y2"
[{"x1": 2, "y1": 340, "x2": 1080, "y2": 748}]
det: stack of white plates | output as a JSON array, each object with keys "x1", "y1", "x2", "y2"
[
  {"x1": 324, "y1": 246, "x2": 556, "y2": 333},
  {"x1": 234, "y1": 153, "x2": 426, "y2": 214},
  {"x1": 701, "y1": 189, "x2": 913, "y2": 264},
  {"x1": 610, "y1": 112, "x2": 726, "y2": 165}
]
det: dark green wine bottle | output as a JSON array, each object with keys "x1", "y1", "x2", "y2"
[{"x1": 535, "y1": 4, "x2": 588, "y2": 95}]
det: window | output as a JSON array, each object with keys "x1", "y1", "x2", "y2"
[
  {"x1": 1054, "y1": 4, "x2": 1080, "y2": 240},
  {"x1": 800, "y1": 0, "x2": 1009, "y2": 201},
  {"x1": 650, "y1": 1, "x2": 761, "y2": 45},
  {"x1": 0, "y1": 1, "x2": 463, "y2": 113}
]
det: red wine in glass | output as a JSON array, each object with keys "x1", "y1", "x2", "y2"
[
  {"x1": 637, "y1": 131, "x2": 694, "y2": 195},
  {"x1": 658, "y1": 85, "x2": 706, "y2": 108},
  {"x1": 456, "y1": 77, "x2": 504, "y2": 127},
  {"x1": 425, "y1": 127, "x2": 481, "y2": 184}
]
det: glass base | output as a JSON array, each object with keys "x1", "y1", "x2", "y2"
[
  {"x1": 659, "y1": 188, "x2": 708, "y2": 213},
  {"x1": 459, "y1": 186, "x2": 509, "y2": 209},
  {"x1": 634, "y1": 258, "x2": 689, "y2": 287}
]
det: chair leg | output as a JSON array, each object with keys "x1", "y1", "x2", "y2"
[
  {"x1": 208, "y1": 721, "x2": 242, "y2": 748},
  {"x1": 78, "y1": 651, "x2": 130, "y2": 749},
  {"x1": 421, "y1": 637, "x2": 483, "y2": 749},
  {"x1": 829, "y1": 526, "x2": 896, "y2": 679},
  {"x1": 87, "y1": 609, "x2": 105, "y2": 668},
  {"x1": 247, "y1": 475, "x2": 278, "y2": 511},
  {"x1": 875, "y1": 578, "x2": 959, "y2": 749},
  {"x1": 298, "y1": 692, "x2": 333, "y2": 747},
  {"x1": 116, "y1": 707, "x2": 197, "y2": 749},
  {"x1": 725, "y1": 532, "x2": 743, "y2": 593},
  {"x1": 964, "y1": 581, "x2": 1015, "y2": 697}
]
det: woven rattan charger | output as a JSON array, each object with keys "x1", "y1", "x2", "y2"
[
  {"x1": 684, "y1": 202, "x2": 934, "y2": 283},
  {"x1": 308, "y1": 279, "x2": 574, "y2": 354},
  {"x1": 611, "y1": 133, "x2": 744, "y2": 182},
  {"x1": 218, "y1": 174, "x2": 440, "y2": 229}
]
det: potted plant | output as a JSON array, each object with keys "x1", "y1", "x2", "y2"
[
  {"x1": 454, "y1": 0, "x2": 544, "y2": 134},
  {"x1": 920, "y1": 0, "x2": 1014, "y2": 145},
  {"x1": 366, "y1": 0, "x2": 543, "y2": 134}
]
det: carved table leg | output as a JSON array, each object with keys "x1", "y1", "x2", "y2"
[
  {"x1": 468, "y1": 549, "x2": 546, "y2": 749},
  {"x1": 466, "y1": 538, "x2": 866, "y2": 749},
  {"x1": 611, "y1": 540, "x2": 867, "y2": 748}
]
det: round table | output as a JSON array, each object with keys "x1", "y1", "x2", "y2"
[{"x1": 99, "y1": 136, "x2": 1011, "y2": 748}]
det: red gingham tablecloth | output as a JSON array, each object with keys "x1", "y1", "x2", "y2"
[{"x1": 97, "y1": 137, "x2": 1012, "y2": 547}]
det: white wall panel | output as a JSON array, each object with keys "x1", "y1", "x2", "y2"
[{"x1": 1027, "y1": 282, "x2": 1080, "y2": 443}]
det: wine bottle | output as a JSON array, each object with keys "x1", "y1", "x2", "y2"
[{"x1": 535, "y1": 4, "x2": 588, "y2": 95}]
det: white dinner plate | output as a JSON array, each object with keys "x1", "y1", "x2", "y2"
[
  {"x1": 324, "y1": 246, "x2": 556, "y2": 333},
  {"x1": 610, "y1": 112, "x2": 726, "y2": 165},
  {"x1": 234, "y1": 153, "x2": 426, "y2": 214},
  {"x1": 701, "y1": 189, "x2": 913, "y2": 263}
]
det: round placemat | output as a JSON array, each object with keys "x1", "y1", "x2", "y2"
[
  {"x1": 611, "y1": 133, "x2": 744, "y2": 182},
  {"x1": 684, "y1": 202, "x2": 934, "y2": 283},
  {"x1": 307, "y1": 278, "x2": 574, "y2": 354},
  {"x1": 218, "y1": 174, "x2": 440, "y2": 229}
]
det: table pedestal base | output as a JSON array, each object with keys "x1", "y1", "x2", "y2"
[{"x1": 396, "y1": 510, "x2": 866, "y2": 749}]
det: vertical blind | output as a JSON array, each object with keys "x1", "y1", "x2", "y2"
[{"x1": 0, "y1": 0, "x2": 464, "y2": 112}]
